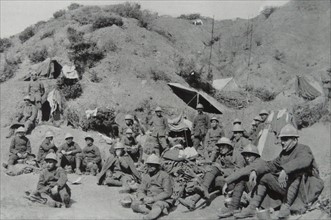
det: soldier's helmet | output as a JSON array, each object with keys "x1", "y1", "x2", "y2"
[
  {"x1": 45, "y1": 153, "x2": 58, "y2": 162},
  {"x1": 232, "y1": 124, "x2": 244, "y2": 132},
  {"x1": 196, "y1": 103, "x2": 204, "y2": 109},
  {"x1": 145, "y1": 154, "x2": 161, "y2": 165},
  {"x1": 85, "y1": 134, "x2": 94, "y2": 142},
  {"x1": 233, "y1": 118, "x2": 241, "y2": 124},
  {"x1": 216, "y1": 137, "x2": 233, "y2": 148},
  {"x1": 210, "y1": 116, "x2": 219, "y2": 123},
  {"x1": 241, "y1": 144, "x2": 260, "y2": 157},
  {"x1": 125, "y1": 114, "x2": 134, "y2": 120},
  {"x1": 259, "y1": 109, "x2": 269, "y2": 116},
  {"x1": 16, "y1": 127, "x2": 26, "y2": 133},
  {"x1": 64, "y1": 133, "x2": 74, "y2": 140},
  {"x1": 126, "y1": 128, "x2": 133, "y2": 134},
  {"x1": 114, "y1": 142, "x2": 125, "y2": 149},
  {"x1": 45, "y1": 131, "x2": 54, "y2": 138},
  {"x1": 278, "y1": 124, "x2": 299, "y2": 138},
  {"x1": 155, "y1": 106, "x2": 162, "y2": 112}
]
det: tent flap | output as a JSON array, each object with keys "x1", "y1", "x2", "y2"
[
  {"x1": 213, "y1": 77, "x2": 239, "y2": 91},
  {"x1": 296, "y1": 76, "x2": 322, "y2": 100}
]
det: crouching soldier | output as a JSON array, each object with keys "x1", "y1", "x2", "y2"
[
  {"x1": 3, "y1": 127, "x2": 32, "y2": 169},
  {"x1": 32, "y1": 153, "x2": 71, "y2": 208},
  {"x1": 218, "y1": 144, "x2": 265, "y2": 218},
  {"x1": 77, "y1": 135, "x2": 101, "y2": 176},
  {"x1": 179, "y1": 137, "x2": 245, "y2": 211},
  {"x1": 203, "y1": 117, "x2": 225, "y2": 160},
  {"x1": 57, "y1": 133, "x2": 82, "y2": 174},
  {"x1": 131, "y1": 154, "x2": 173, "y2": 220},
  {"x1": 123, "y1": 128, "x2": 143, "y2": 164},
  {"x1": 37, "y1": 131, "x2": 58, "y2": 165},
  {"x1": 97, "y1": 142, "x2": 141, "y2": 192},
  {"x1": 234, "y1": 124, "x2": 324, "y2": 219}
]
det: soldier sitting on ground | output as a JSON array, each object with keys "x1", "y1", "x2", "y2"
[
  {"x1": 77, "y1": 135, "x2": 101, "y2": 176},
  {"x1": 37, "y1": 130, "x2": 58, "y2": 165},
  {"x1": 97, "y1": 142, "x2": 141, "y2": 193},
  {"x1": 229, "y1": 118, "x2": 250, "y2": 140},
  {"x1": 131, "y1": 154, "x2": 173, "y2": 220},
  {"x1": 234, "y1": 124, "x2": 324, "y2": 219},
  {"x1": 120, "y1": 114, "x2": 145, "y2": 139},
  {"x1": 6, "y1": 95, "x2": 37, "y2": 138},
  {"x1": 30, "y1": 153, "x2": 71, "y2": 208},
  {"x1": 203, "y1": 116, "x2": 225, "y2": 160},
  {"x1": 57, "y1": 133, "x2": 82, "y2": 174},
  {"x1": 122, "y1": 128, "x2": 143, "y2": 165}
]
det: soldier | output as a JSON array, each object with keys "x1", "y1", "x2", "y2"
[
  {"x1": 97, "y1": 142, "x2": 141, "y2": 192},
  {"x1": 179, "y1": 137, "x2": 245, "y2": 211},
  {"x1": 32, "y1": 153, "x2": 71, "y2": 208},
  {"x1": 248, "y1": 120, "x2": 258, "y2": 140},
  {"x1": 57, "y1": 133, "x2": 82, "y2": 174},
  {"x1": 28, "y1": 71, "x2": 45, "y2": 124},
  {"x1": 149, "y1": 107, "x2": 169, "y2": 156},
  {"x1": 3, "y1": 127, "x2": 32, "y2": 169},
  {"x1": 120, "y1": 114, "x2": 145, "y2": 138},
  {"x1": 37, "y1": 130, "x2": 58, "y2": 165},
  {"x1": 122, "y1": 128, "x2": 143, "y2": 164},
  {"x1": 192, "y1": 103, "x2": 210, "y2": 150},
  {"x1": 203, "y1": 116, "x2": 225, "y2": 160},
  {"x1": 234, "y1": 124, "x2": 324, "y2": 219},
  {"x1": 6, "y1": 96, "x2": 37, "y2": 138},
  {"x1": 230, "y1": 118, "x2": 249, "y2": 140},
  {"x1": 77, "y1": 135, "x2": 101, "y2": 176},
  {"x1": 218, "y1": 143, "x2": 264, "y2": 218},
  {"x1": 131, "y1": 154, "x2": 173, "y2": 220}
]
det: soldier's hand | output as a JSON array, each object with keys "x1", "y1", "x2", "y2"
[
  {"x1": 278, "y1": 170, "x2": 288, "y2": 188},
  {"x1": 222, "y1": 182, "x2": 228, "y2": 195},
  {"x1": 61, "y1": 150, "x2": 66, "y2": 155},
  {"x1": 67, "y1": 151, "x2": 72, "y2": 155},
  {"x1": 143, "y1": 196, "x2": 154, "y2": 204},
  {"x1": 50, "y1": 185, "x2": 59, "y2": 195},
  {"x1": 249, "y1": 171, "x2": 257, "y2": 188},
  {"x1": 22, "y1": 152, "x2": 28, "y2": 158}
]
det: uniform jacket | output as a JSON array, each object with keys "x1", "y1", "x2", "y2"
[
  {"x1": 58, "y1": 142, "x2": 82, "y2": 161},
  {"x1": 10, "y1": 136, "x2": 31, "y2": 155},
  {"x1": 81, "y1": 144, "x2": 101, "y2": 163},
  {"x1": 192, "y1": 113, "x2": 210, "y2": 136},
  {"x1": 204, "y1": 127, "x2": 225, "y2": 146},
  {"x1": 28, "y1": 81, "x2": 45, "y2": 102},
  {"x1": 120, "y1": 123, "x2": 143, "y2": 138},
  {"x1": 17, "y1": 104, "x2": 37, "y2": 123},
  {"x1": 37, "y1": 167, "x2": 70, "y2": 192},
  {"x1": 37, "y1": 139, "x2": 58, "y2": 162},
  {"x1": 232, "y1": 137, "x2": 249, "y2": 168},
  {"x1": 97, "y1": 154, "x2": 141, "y2": 184},
  {"x1": 149, "y1": 115, "x2": 169, "y2": 137},
  {"x1": 137, "y1": 170, "x2": 173, "y2": 202},
  {"x1": 211, "y1": 148, "x2": 246, "y2": 176}
]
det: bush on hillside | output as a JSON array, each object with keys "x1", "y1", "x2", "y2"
[
  {"x1": 261, "y1": 6, "x2": 278, "y2": 18},
  {"x1": 29, "y1": 47, "x2": 48, "y2": 63},
  {"x1": 53, "y1": 9, "x2": 66, "y2": 19},
  {"x1": 244, "y1": 85, "x2": 276, "y2": 102},
  {"x1": 68, "y1": 3, "x2": 82, "y2": 10},
  {"x1": 0, "y1": 38, "x2": 12, "y2": 53},
  {"x1": 40, "y1": 29, "x2": 55, "y2": 40},
  {"x1": 19, "y1": 26, "x2": 35, "y2": 43},
  {"x1": 92, "y1": 15, "x2": 123, "y2": 30},
  {"x1": 63, "y1": 108, "x2": 81, "y2": 128},
  {"x1": 0, "y1": 56, "x2": 21, "y2": 83},
  {"x1": 274, "y1": 49, "x2": 285, "y2": 61},
  {"x1": 56, "y1": 77, "x2": 83, "y2": 100},
  {"x1": 214, "y1": 91, "x2": 249, "y2": 109},
  {"x1": 138, "y1": 10, "x2": 158, "y2": 29},
  {"x1": 150, "y1": 68, "x2": 171, "y2": 82},
  {"x1": 293, "y1": 101, "x2": 329, "y2": 129},
  {"x1": 178, "y1": 13, "x2": 200, "y2": 20},
  {"x1": 67, "y1": 27, "x2": 84, "y2": 43},
  {"x1": 71, "y1": 6, "x2": 102, "y2": 25},
  {"x1": 89, "y1": 70, "x2": 102, "y2": 83}
]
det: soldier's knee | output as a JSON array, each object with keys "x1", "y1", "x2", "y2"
[
  {"x1": 260, "y1": 173, "x2": 276, "y2": 185},
  {"x1": 131, "y1": 200, "x2": 143, "y2": 212},
  {"x1": 152, "y1": 200, "x2": 167, "y2": 209}
]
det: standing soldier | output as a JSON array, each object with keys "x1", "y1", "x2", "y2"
[
  {"x1": 120, "y1": 114, "x2": 145, "y2": 139},
  {"x1": 234, "y1": 124, "x2": 324, "y2": 219},
  {"x1": 203, "y1": 116, "x2": 225, "y2": 160},
  {"x1": 122, "y1": 128, "x2": 143, "y2": 164},
  {"x1": 37, "y1": 130, "x2": 58, "y2": 165},
  {"x1": 57, "y1": 133, "x2": 82, "y2": 174},
  {"x1": 149, "y1": 107, "x2": 169, "y2": 156},
  {"x1": 131, "y1": 154, "x2": 173, "y2": 220},
  {"x1": 6, "y1": 96, "x2": 37, "y2": 138},
  {"x1": 192, "y1": 103, "x2": 210, "y2": 150},
  {"x1": 77, "y1": 135, "x2": 101, "y2": 176},
  {"x1": 28, "y1": 71, "x2": 45, "y2": 124}
]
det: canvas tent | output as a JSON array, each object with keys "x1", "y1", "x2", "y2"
[
  {"x1": 295, "y1": 76, "x2": 323, "y2": 100},
  {"x1": 212, "y1": 77, "x2": 239, "y2": 91},
  {"x1": 23, "y1": 58, "x2": 62, "y2": 81},
  {"x1": 168, "y1": 83, "x2": 226, "y2": 114}
]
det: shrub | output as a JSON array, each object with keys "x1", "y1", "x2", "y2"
[
  {"x1": 178, "y1": 13, "x2": 200, "y2": 20},
  {"x1": 56, "y1": 77, "x2": 83, "y2": 100},
  {"x1": 64, "y1": 108, "x2": 81, "y2": 128},
  {"x1": 29, "y1": 47, "x2": 48, "y2": 63},
  {"x1": 293, "y1": 101, "x2": 329, "y2": 129},
  {"x1": 67, "y1": 27, "x2": 84, "y2": 44},
  {"x1": 138, "y1": 10, "x2": 158, "y2": 28},
  {"x1": 153, "y1": 29, "x2": 175, "y2": 43},
  {"x1": 150, "y1": 68, "x2": 171, "y2": 82},
  {"x1": 0, "y1": 38, "x2": 12, "y2": 52},
  {"x1": 244, "y1": 86, "x2": 276, "y2": 102},
  {"x1": 110, "y1": 2, "x2": 142, "y2": 19},
  {"x1": 103, "y1": 39, "x2": 118, "y2": 52},
  {"x1": 68, "y1": 3, "x2": 81, "y2": 10},
  {"x1": 0, "y1": 57, "x2": 21, "y2": 83},
  {"x1": 19, "y1": 26, "x2": 35, "y2": 43},
  {"x1": 40, "y1": 29, "x2": 55, "y2": 40},
  {"x1": 214, "y1": 91, "x2": 249, "y2": 109},
  {"x1": 71, "y1": 6, "x2": 102, "y2": 25},
  {"x1": 53, "y1": 9, "x2": 66, "y2": 19},
  {"x1": 92, "y1": 15, "x2": 123, "y2": 30},
  {"x1": 261, "y1": 6, "x2": 278, "y2": 18}
]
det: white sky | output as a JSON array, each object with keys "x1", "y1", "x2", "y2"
[{"x1": 0, "y1": 0, "x2": 289, "y2": 38}]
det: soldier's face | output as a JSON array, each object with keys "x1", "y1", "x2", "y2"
[
  {"x1": 147, "y1": 164, "x2": 159, "y2": 174},
  {"x1": 260, "y1": 114, "x2": 267, "y2": 121},
  {"x1": 219, "y1": 144, "x2": 231, "y2": 155},
  {"x1": 211, "y1": 121, "x2": 218, "y2": 128},
  {"x1": 115, "y1": 149, "x2": 124, "y2": 157},
  {"x1": 281, "y1": 137, "x2": 297, "y2": 152},
  {"x1": 156, "y1": 111, "x2": 162, "y2": 116},
  {"x1": 125, "y1": 119, "x2": 132, "y2": 125},
  {"x1": 66, "y1": 138, "x2": 73, "y2": 144},
  {"x1": 244, "y1": 154, "x2": 257, "y2": 164},
  {"x1": 85, "y1": 139, "x2": 93, "y2": 146},
  {"x1": 46, "y1": 160, "x2": 56, "y2": 170},
  {"x1": 46, "y1": 137, "x2": 53, "y2": 141},
  {"x1": 197, "y1": 109, "x2": 203, "y2": 113},
  {"x1": 233, "y1": 131, "x2": 243, "y2": 140}
]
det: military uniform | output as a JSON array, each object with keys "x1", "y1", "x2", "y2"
[
  {"x1": 57, "y1": 142, "x2": 82, "y2": 169},
  {"x1": 192, "y1": 113, "x2": 210, "y2": 149},
  {"x1": 204, "y1": 127, "x2": 225, "y2": 159},
  {"x1": 122, "y1": 136, "x2": 143, "y2": 163},
  {"x1": 37, "y1": 139, "x2": 58, "y2": 163},
  {"x1": 149, "y1": 115, "x2": 169, "y2": 156},
  {"x1": 8, "y1": 135, "x2": 32, "y2": 165},
  {"x1": 11, "y1": 103, "x2": 37, "y2": 134},
  {"x1": 78, "y1": 144, "x2": 101, "y2": 174},
  {"x1": 120, "y1": 123, "x2": 144, "y2": 138},
  {"x1": 28, "y1": 80, "x2": 45, "y2": 123}
]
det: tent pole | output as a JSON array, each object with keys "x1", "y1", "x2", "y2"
[{"x1": 197, "y1": 93, "x2": 199, "y2": 106}]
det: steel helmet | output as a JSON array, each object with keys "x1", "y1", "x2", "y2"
[
  {"x1": 216, "y1": 137, "x2": 233, "y2": 148},
  {"x1": 241, "y1": 144, "x2": 260, "y2": 157},
  {"x1": 45, "y1": 153, "x2": 57, "y2": 162},
  {"x1": 125, "y1": 114, "x2": 134, "y2": 120},
  {"x1": 16, "y1": 126, "x2": 26, "y2": 133},
  {"x1": 126, "y1": 128, "x2": 133, "y2": 134},
  {"x1": 45, "y1": 131, "x2": 54, "y2": 138},
  {"x1": 85, "y1": 134, "x2": 94, "y2": 142},
  {"x1": 210, "y1": 116, "x2": 219, "y2": 123},
  {"x1": 114, "y1": 142, "x2": 125, "y2": 149},
  {"x1": 23, "y1": 95, "x2": 31, "y2": 101},
  {"x1": 64, "y1": 133, "x2": 74, "y2": 140},
  {"x1": 196, "y1": 103, "x2": 204, "y2": 109},
  {"x1": 253, "y1": 116, "x2": 263, "y2": 122},
  {"x1": 232, "y1": 124, "x2": 244, "y2": 132},
  {"x1": 233, "y1": 118, "x2": 241, "y2": 124},
  {"x1": 278, "y1": 124, "x2": 299, "y2": 138},
  {"x1": 259, "y1": 109, "x2": 269, "y2": 116},
  {"x1": 251, "y1": 121, "x2": 256, "y2": 125},
  {"x1": 155, "y1": 106, "x2": 162, "y2": 112},
  {"x1": 145, "y1": 154, "x2": 161, "y2": 165}
]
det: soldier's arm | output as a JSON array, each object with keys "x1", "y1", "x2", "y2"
[
  {"x1": 93, "y1": 146, "x2": 102, "y2": 163},
  {"x1": 152, "y1": 174, "x2": 173, "y2": 201},
  {"x1": 71, "y1": 143, "x2": 82, "y2": 154},
  {"x1": 27, "y1": 106, "x2": 37, "y2": 122},
  {"x1": 37, "y1": 171, "x2": 48, "y2": 191},
  {"x1": 40, "y1": 82, "x2": 45, "y2": 96},
  {"x1": 9, "y1": 138, "x2": 18, "y2": 155},
  {"x1": 164, "y1": 117, "x2": 170, "y2": 136},
  {"x1": 26, "y1": 139, "x2": 32, "y2": 154},
  {"x1": 281, "y1": 148, "x2": 313, "y2": 174},
  {"x1": 56, "y1": 168, "x2": 68, "y2": 189},
  {"x1": 137, "y1": 176, "x2": 147, "y2": 199}
]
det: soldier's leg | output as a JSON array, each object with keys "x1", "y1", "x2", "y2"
[
  {"x1": 192, "y1": 136, "x2": 201, "y2": 149},
  {"x1": 58, "y1": 186, "x2": 71, "y2": 208},
  {"x1": 229, "y1": 180, "x2": 246, "y2": 210},
  {"x1": 131, "y1": 199, "x2": 150, "y2": 214},
  {"x1": 8, "y1": 154, "x2": 19, "y2": 165},
  {"x1": 196, "y1": 166, "x2": 221, "y2": 199},
  {"x1": 178, "y1": 193, "x2": 202, "y2": 211},
  {"x1": 74, "y1": 154, "x2": 82, "y2": 175},
  {"x1": 144, "y1": 201, "x2": 170, "y2": 220},
  {"x1": 151, "y1": 136, "x2": 160, "y2": 156},
  {"x1": 158, "y1": 136, "x2": 168, "y2": 155},
  {"x1": 24, "y1": 120, "x2": 34, "y2": 134}
]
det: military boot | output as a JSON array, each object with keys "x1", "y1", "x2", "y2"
[
  {"x1": 178, "y1": 194, "x2": 201, "y2": 211},
  {"x1": 143, "y1": 206, "x2": 162, "y2": 220},
  {"x1": 277, "y1": 204, "x2": 291, "y2": 219},
  {"x1": 195, "y1": 169, "x2": 217, "y2": 199},
  {"x1": 105, "y1": 178, "x2": 122, "y2": 186}
]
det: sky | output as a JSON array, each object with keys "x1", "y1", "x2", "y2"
[{"x1": 0, "y1": 0, "x2": 289, "y2": 38}]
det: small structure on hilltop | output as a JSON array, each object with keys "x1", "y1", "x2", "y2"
[
  {"x1": 192, "y1": 19, "x2": 203, "y2": 25},
  {"x1": 22, "y1": 58, "x2": 62, "y2": 81}
]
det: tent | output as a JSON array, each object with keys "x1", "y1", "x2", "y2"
[
  {"x1": 168, "y1": 83, "x2": 226, "y2": 114},
  {"x1": 23, "y1": 58, "x2": 62, "y2": 81},
  {"x1": 295, "y1": 76, "x2": 323, "y2": 100},
  {"x1": 212, "y1": 77, "x2": 239, "y2": 91}
]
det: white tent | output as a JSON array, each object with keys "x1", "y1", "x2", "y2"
[{"x1": 212, "y1": 77, "x2": 239, "y2": 91}]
